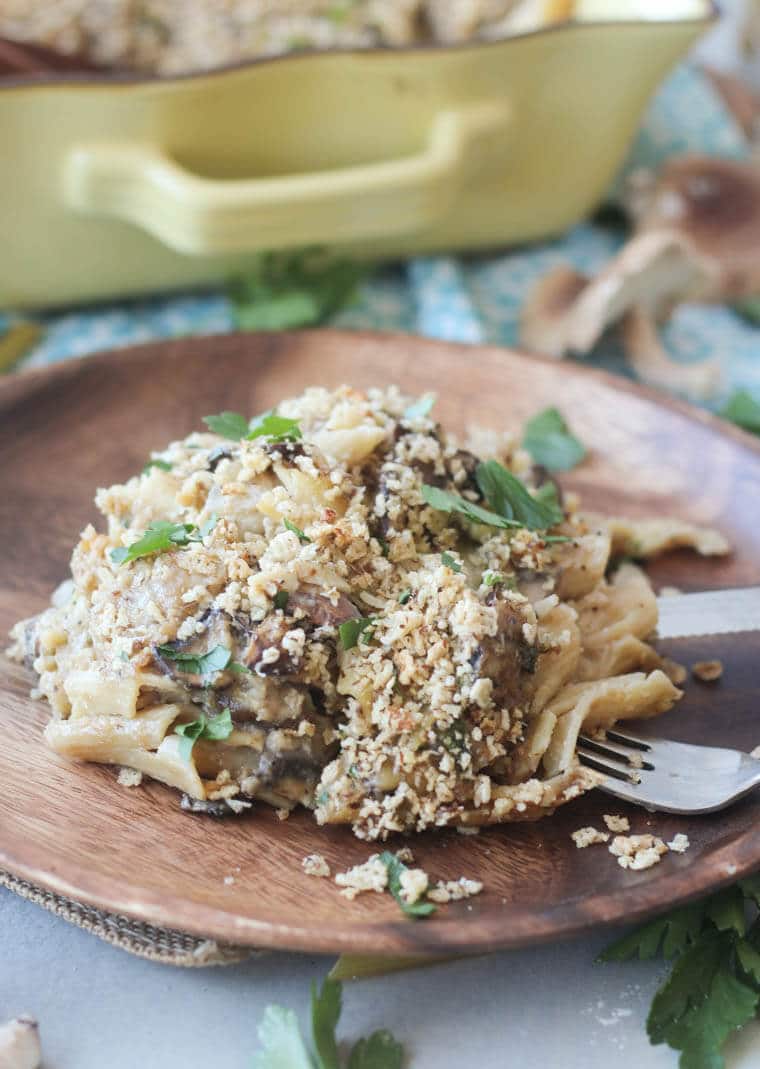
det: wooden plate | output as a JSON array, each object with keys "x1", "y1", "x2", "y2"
[{"x1": 1, "y1": 330, "x2": 759, "y2": 957}]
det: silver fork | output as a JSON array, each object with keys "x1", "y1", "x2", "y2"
[{"x1": 577, "y1": 730, "x2": 760, "y2": 815}]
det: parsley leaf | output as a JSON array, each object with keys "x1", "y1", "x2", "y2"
[
  {"x1": 251, "y1": 1005, "x2": 314, "y2": 1069},
  {"x1": 311, "y1": 979, "x2": 341, "y2": 1069},
  {"x1": 339, "y1": 617, "x2": 374, "y2": 650},
  {"x1": 476, "y1": 460, "x2": 564, "y2": 530},
  {"x1": 523, "y1": 407, "x2": 586, "y2": 472},
  {"x1": 202, "y1": 411, "x2": 251, "y2": 440},
  {"x1": 252, "y1": 977, "x2": 404, "y2": 1069},
  {"x1": 174, "y1": 707, "x2": 233, "y2": 761},
  {"x1": 733, "y1": 295, "x2": 760, "y2": 325},
  {"x1": 721, "y1": 389, "x2": 760, "y2": 435},
  {"x1": 378, "y1": 851, "x2": 436, "y2": 918},
  {"x1": 247, "y1": 411, "x2": 302, "y2": 442},
  {"x1": 347, "y1": 1031, "x2": 404, "y2": 1069},
  {"x1": 599, "y1": 883, "x2": 760, "y2": 1068},
  {"x1": 397, "y1": 589, "x2": 412, "y2": 605},
  {"x1": 142, "y1": 458, "x2": 172, "y2": 474},
  {"x1": 402, "y1": 395, "x2": 435, "y2": 421},
  {"x1": 274, "y1": 590, "x2": 290, "y2": 610},
  {"x1": 284, "y1": 518, "x2": 311, "y2": 543},
  {"x1": 440, "y1": 551, "x2": 462, "y2": 573},
  {"x1": 109, "y1": 520, "x2": 210, "y2": 565},
  {"x1": 157, "y1": 643, "x2": 232, "y2": 682},
  {"x1": 421, "y1": 484, "x2": 520, "y2": 530},
  {"x1": 228, "y1": 248, "x2": 365, "y2": 331}
]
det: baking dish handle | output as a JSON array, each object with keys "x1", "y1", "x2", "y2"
[{"x1": 63, "y1": 99, "x2": 511, "y2": 255}]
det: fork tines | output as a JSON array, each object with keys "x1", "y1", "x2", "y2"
[{"x1": 577, "y1": 731, "x2": 654, "y2": 783}]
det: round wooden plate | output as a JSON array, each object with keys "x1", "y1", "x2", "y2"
[{"x1": 1, "y1": 330, "x2": 759, "y2": 957}]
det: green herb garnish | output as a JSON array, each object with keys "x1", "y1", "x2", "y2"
[
  {"x1": 247, "y1": 411, "x2": 302, "y2": 443},
  {"x1": 523, "y1": 407, "x2": 586, "y2": 472},
  {"x1": 339, "y1": 617, "x2": 375, "y2": 650},
  {"x1": 402, "y1": 395, "x2": 435, "y2": 421},
  {"x1": 109, "y1": 517, "x2": 215, "y2": 566},
  {"x1": 174, "y1": 707, "x2": 233, "y2": 762},
  {"x1": 229, "y1": 661, "x2": 251, "y2": 674},
  {"x1": 251, "y1": 977, "x2": 403, "y2": 1069},
  {"x1": 142, "y1": 458, "x2": 172, "y2": 474},
  {"x1": 228, "y1": 248, "x2": 365, "y2": 332},
  {"x1": 440, "y1": 551, "x2": 463, "y2": 573},
  {"x1": 157, "y1": 642, "x2": 232, "y2": 681},
  {"x1": 482, "y1": 570, "x2": 503, "y2": 587},
  {"x1": 598, "y1": 879, "x2": 760, "y2": 1069},
  {"x1": 476, "y1": 460, "x2": 564, "y2": 530},
  {"x1": 378, "y1": 852, "x2": 436, "y2": 919},
  {"x1": 202, "y1": 411, "x2": 251, "y2": 440},
  {"x1": 733, "y1": 296, "x2": 760, "y2": 325},
  {"x1": 721, "y1": 389, "x2": 760, "y2": 435},
  {"x1": 421, "y1": 485, "x2": 521, "y2": 531},
  {"x1": 397, "y1": 589, "x2": 412, "y2": 605},
  {"x1": 284, "y1": 518, "x2": 311, "y2": 543},
  {"x1": 274, "y1": 590, "x2": 290, "y2": 610}
]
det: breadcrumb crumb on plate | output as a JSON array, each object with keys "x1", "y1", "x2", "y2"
[
  {"x1": 302, "y1": 853, "x2": 331, "y2": 878},
  {"x1": 609, "y1": 834, "x2": 668, "y2": 871},
  {"x1": 691, "y1": 660, "x2": 723, "y2": 683},
  {"x1": 571, "y1": 827, "x2": 609, "y2": 849},
  {"x1": 603, "y1": 814, "x2": 630, "y2": 833}
]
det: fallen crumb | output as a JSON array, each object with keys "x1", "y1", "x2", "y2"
[
  {"x1": 117, "y1": 767, "x2": 142, "y2": 788},
  {"x1": 428, "y1": 878, "x2": 483, "y2": 904},
  {"x1": 603, "y1": 814, "x2": 630, "y2": 833},
  {"x1": 658, "y1": 585, "x2": 683, "y2": 597},
  {"x1": 302, "y1": 853, "x2": 331, "y2": 878},
  {"x1": 628, "y1": 751, "x2": 645, "y2": 769},
  {"x1": 692, "y1": 659, "x2": 723, "y2": 683},
  {"x1": 610, "y1": 834, "x2": 667, "y2": 871},
  {"x1": 395, "y1": 846, "x2": 415, "y2": 864},
  {"x1": 572, "y1": 827, "x2": 610, "y2": 849},
  {"x1": 275, "y1": 808, "x2": 290, "y2": 821},
  {"x1": 335, "y1": 855, "x2": 388, "y2": 900},
  {"x1": 0, "y1": 1016, "x2": 41, "y2": 1069},
  {"x1": 223, "y1": 875, "x2": 235, "y2": 886},
  {"x1": 398, "y1": 867, "x2": 429, "y2": 905},
  {"x1": 226, "y1": 797, "x2": 252, "y2": 814},
  {"x1": 667, "y1": 833, "x2": 690, "y2": 854}
]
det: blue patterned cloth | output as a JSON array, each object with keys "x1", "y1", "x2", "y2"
[{"x1": 7, "y1": 64, "x2": 760, "y2": 408}]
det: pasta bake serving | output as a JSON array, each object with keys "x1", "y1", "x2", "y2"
[{"x1": 8, "y1": 385, "x2": 728, "y2": 841}]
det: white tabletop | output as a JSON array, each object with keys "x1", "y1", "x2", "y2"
[{"x1": 3, "y1": 885, "x2": 760, "y2": 1068}]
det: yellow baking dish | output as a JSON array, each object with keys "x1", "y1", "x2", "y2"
[{"x1": 1, "y1": 1, "x2": 714, "y2": 309}]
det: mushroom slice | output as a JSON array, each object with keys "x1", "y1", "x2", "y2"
[
  {"x1": 629, "y1": 155, "x2": 760, "y2": 300},
  {"x1": 519, "y1": 231, "x2": 716, "y2": 359},
  {"x1": 620, "y1": 306, "x2": 721, "y2": 402}
]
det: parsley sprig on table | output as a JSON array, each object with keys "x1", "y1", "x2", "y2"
[
  {"x1": 252, "y1": 978, "x2": 403, "y2": 1069},
  {"x1": 109, "y1": 515, "x2": 217, "y2": 565},
  {"x1": 598, "y1": 877, "x2": 760, "y2": 1069},
  {"x1": 379, "y1": 851, "x2": 436, "y2": 919},
  {"x1": 721, "y1": 389, "x2": 760, "y2": 436}
]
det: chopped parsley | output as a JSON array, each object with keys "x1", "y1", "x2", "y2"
[
  {"x1": 421, "y1": 484, "x2": 521, "y2": 531},
  {"x1": 378, "y1": 852, "x2": 436, "y2": 919},
  {"x1": 109, "y1": 516, "x2": 217, "y2": 566},
  {"x1": 203, "y1": 409, "x2": 302, "y2": 443},
  {"x1": 598, "y1": 878, "x2": 760, "y2": 1069},
  {"x1": 273, "y1": 590, "x2": 290, "y2": 610},
  {"x1": 156, "y1": 643, "x2": 232, "y2": 682},
  {"x1": 440, "y1": 551, "x2": 463, "y2": 573},
  {"x1": 338, "y1": 616, "x2": 374, "y2": 650},
  {"x1": 523, "y1": 407, "x2": 586, "y2": 472},
  {"x1": 251, "y1": 977, "x2": 403, "y2": 1069},
  {"x1": 202, "y1": 411, "x2": 251, "y2": 440},
  {"x1": 229, "y1": 661, "x2": 251, "y2": 674},
  {"x1": 247, "y1": 411, "x2": 302, "y2": 443},
  {"x1": 482, "y1": 570, "x2": 503, "y2": 587},
  {"x1": 733, "y1": 296, "x2": 760, "y2": 325},
  {"x1": 475, "y1": 460, "x2": 563, "y2": 529},
  {"x1": 402, "y1": 395, "x2": 435, "y2": 421},
  {"x1": 174, "y1": 707, "x2": 233, "y2": 762},
  {"x1": 284, "y1": 518, "x2": 311, "y2": 543},
  {"x1": 142, "y1": 458, "x2": 172, "y2": 474},
  {"x1": 721, "y1": 389, "x2": 760, "y2": 435},
  {"x1": 397, "y1": 589, "x2": 412, "y2": 605}
]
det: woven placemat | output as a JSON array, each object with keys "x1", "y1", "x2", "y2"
[{"x1": 0, "y1": 871, "x2": 255, "y2": 967}]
